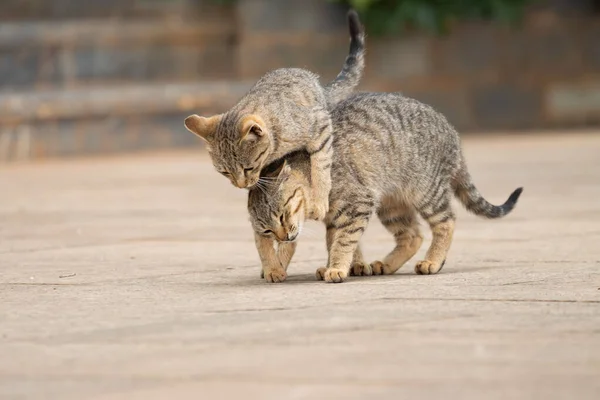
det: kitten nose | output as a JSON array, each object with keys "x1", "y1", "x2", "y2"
[
  {"x1": 233, "y1": 177, "x2": 246, "y2": 188},
  {"x1": 239, "y1": 176, "x2": 257, "y2": 189},
  {"x1": 287, "y1": 232, "x2": 298, "y2": 241}
]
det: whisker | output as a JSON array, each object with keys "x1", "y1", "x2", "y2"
[
  {"x1": 254, "y1": 181, "x2": 267, "y2": 195},
  {"x1": 258, "y1": 178, "x2": 277, "y2": 187}
]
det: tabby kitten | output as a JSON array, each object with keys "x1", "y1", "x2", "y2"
[
  {"x1": 248, "y1": 92, "x2": 523, "y2": 283},
  {"x1": 184, "y1": 10, "x2": 365, "y2": 221}
]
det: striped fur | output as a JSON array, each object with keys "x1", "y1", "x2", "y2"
[
  {"x1": 184, "y1": 10, "x2": 365, "y2": 224},
  {"x1": 248, "y1": 93, "x2": 523, "y2": 283},
  {"x1": 324, "y1": 10, "x2": 365, "y2": 107}
]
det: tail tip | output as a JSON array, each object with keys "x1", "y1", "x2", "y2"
[
  {"x1": 508, "y1": 187, "x2": 524, "y2": 205},
  {"x1": 347, "y1": 9, "x2": 362, "y2": 38}
]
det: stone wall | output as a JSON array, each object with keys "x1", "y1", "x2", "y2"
[
  {"x1": 365, "y1": 14, "x2": 600, "y2": 131},
  {"x1": 0, "y1": 0, "x2": 239, "y2": 161},
  {"x1": 235, "y1": 0, "x2": 600, "y2": 132},
  {"x1": 1, "y1": 0, "x2": 599, "y2": 161}
]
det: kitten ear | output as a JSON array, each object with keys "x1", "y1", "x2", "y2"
[
  {"x1": 281, "y1": 162, "x2": 292, "y2": 177},
  {"x1": 184, "y1": 114, "x2": 222, "y2": 142},
  {"x1": 239, "y1": 114, "x2": 266, "y2": 142}
]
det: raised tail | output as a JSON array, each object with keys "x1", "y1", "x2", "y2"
[
  {"x1": 453, "y1": 159, "x2": 523, "y2": 219},
  {"x1": 324, "y1": 9, "x2": 365, "y2": 106}
]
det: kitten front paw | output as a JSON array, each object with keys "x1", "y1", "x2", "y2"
[
  {"x1": 414, "y1": 259, "x2": 445, "y2": 275},
  {"x1": 309, "y1": 194, "x2": 329, "y2": 221},
  {"x1": 263, "y1": 267, "x2": 287, "y2": 283},
  {"x1": 350, "y1": 262, "x2": 372, "y2": 276},
  {"x1": 370, "y1": 261, "x2": 394, "y2": 275},
  {"x1": 323, "y1": 268, "x2": 348, "y2": 283},
  {"x1": 315, "y1": 267, "x2": 327, "y2": 281},
  {"x1": 310, "y1": 203, "x2": 328, "y2": 221}
]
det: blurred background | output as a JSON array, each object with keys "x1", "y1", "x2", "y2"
[
  {"x1": 0, "y1": 0, "x2": 599, "y2": 162},
  {"x1": 2, "y1": 4, "x2": 599, "y2": 397}
]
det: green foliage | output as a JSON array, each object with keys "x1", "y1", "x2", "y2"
[
  {"x1": 207, "y1": 0, "x2": 535, "y2": 35},
  {"x1": 330, "y1": 0, "x2": 535, "y2": 35}
]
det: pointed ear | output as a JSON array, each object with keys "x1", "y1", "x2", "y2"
[
  {"x1": 239, "y1": 114, "x2": 266, "y2": 142},
  {"x1": 262, "y1": 159, "x2": 290, "y2": 179},
  {"x1": 184, "y1": 114, "x2": 222, "y2": 142},
  {"x1": 280, "y1": 161, "x2": 291, "y2": 177}
]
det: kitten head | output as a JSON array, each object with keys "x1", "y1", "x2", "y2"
[
  {"x1": 247, "y1": 159, "x2": 308, "y2": 243},
  {"x1": 185, "y1": 113, "x2": 272, "y2": 189}
]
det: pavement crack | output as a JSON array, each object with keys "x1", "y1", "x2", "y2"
[{"x1": 498, "y1": 279, "x2": 547, "y2": 286}]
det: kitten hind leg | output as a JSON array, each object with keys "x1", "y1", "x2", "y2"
[
  {"x1": 372, "y1": 202, "x2": 423, "y2": 275},
  {"x1": 415, "y1": 188, "x2": 455, "y2": 275}
]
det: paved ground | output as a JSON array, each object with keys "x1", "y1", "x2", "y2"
[{"x1": 1, "y1": 132, "x2": 599, "y2": 399}]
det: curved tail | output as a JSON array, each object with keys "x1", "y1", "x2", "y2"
[
  {"x1": 324, "y1": 10, "x2": 365, "y2": 106},
  {"x1": 453, "y1": 159, "x2": 523, "y2": 219}
]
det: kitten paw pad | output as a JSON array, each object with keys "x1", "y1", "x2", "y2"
[
  {"x1": 323, "y1": 268, "x2": 348, "y2": 283},
  {"x1": 350, "y1": 262, "x2": 372, "y2": 276},
  {"x1": 414, "y1": 260, "x2": 444, "y2": 275},
  {"x1": 264, "y1": 268, "x2": 287, "y2": 283},
  {"x1": 370, "y1": 260, "x2": 396, "y2": 275},
  {"x1": 310, "y1": 205, "x2": 328, "y2": 221},
  {"x1": 371, "y1": 260, "x2": 401, "y2": 275},
  {"x1": 315, "y1": 267, "x2": 327, "y2": 281}
]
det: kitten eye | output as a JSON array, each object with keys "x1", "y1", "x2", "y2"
[
  {"x1": 219, "y1": 171, "x2": 231, "y2": 176},
  {"x1": 263, "y1": 229, "x2": 273, "y2": 235},
  {"x1": 243, "y1": 167, "x2": 254, "y2": 174},
  {"x1": 279, "y1": 215, "x2": 284, "y2": 225}
]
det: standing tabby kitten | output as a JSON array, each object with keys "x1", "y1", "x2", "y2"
[
  {"x1": 248, "y1": 92, "x2": 523, "y2": 283},
  {"x1": 184, "y1": 10, "x2": 365, "y2": 221}
]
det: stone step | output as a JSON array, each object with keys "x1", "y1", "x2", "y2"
[
  {"x1": 0, "y1": 81, "x2": 252, "y2": 125},
  {"x1": 0, "y1": 19, "x2": 233, "y2": 48},
  {"x1": 0, "y1": 80, "x2": 253, "y2": 162},
  {"x1": 0, "y1": 18, "x2": 236, "y2": 90}
]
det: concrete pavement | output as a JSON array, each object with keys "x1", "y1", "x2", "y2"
[{"x1": 1, "y1": 132, "x2": 599, "y2": 399}]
